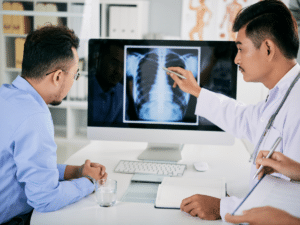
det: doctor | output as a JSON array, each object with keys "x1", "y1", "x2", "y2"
[{"x1": 167, "y1": 0, "x2": 300, "y2": 221}]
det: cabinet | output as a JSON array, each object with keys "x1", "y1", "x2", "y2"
[{"x1": 0, "y1": 0, "x2": 149, "y2": 141}]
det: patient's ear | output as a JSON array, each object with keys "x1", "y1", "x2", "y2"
[{"x1": 52, "y1": 69, "x2": 64, "y2": 87}]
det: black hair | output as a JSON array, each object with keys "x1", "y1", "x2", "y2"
[
  {"x1": 21, "y1": 25, "x2": 79, "y2": 80},
  {"x1": 232, "y1": 0, "x2": 299, "y2": 59}
]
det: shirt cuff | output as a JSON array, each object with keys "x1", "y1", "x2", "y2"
[
  {"x1": 195, "y1": 88, "x2": 216, "y2": 117},
  {"x1": 72, "y1": 177, "x2": 95, "y2": 197},
  {"x1": 57, "y1": 164, "x2": 67, "y2": 181},
  {"x1": 196, "y1": 88, "x2": 230, "y2": 116}
]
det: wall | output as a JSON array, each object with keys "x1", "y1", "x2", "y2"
[
  {"x1": 147, "y1": 0, "x2": 182, "y2": 37},
  {"x1": 146, "y1": 0, "x2": 269, "y2": 106},
  {"x1": 104, "y1": 0, "x2": 182, "y2": 38}
]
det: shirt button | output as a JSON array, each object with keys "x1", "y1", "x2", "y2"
[{"x1": 260, "y1": 118, "x2": 265, "y2": 122}]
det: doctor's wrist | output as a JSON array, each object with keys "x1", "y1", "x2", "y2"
[{"x1": 192, "y1": 86, "x2": 201, "y2": 98}]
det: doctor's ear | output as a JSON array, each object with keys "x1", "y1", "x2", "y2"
[{"x1": 261, "y1": 39, "x2": 277, "y2": 62}]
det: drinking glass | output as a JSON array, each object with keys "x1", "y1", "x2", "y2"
[{"x1": 95, "y1": 179, "x2": 117, "y2": 207}]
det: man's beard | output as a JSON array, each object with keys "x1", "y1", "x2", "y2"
[
  {"x1": 49, "y1": 100, "x2": 62, "y2": 106},
  {"x1": 49, "y1": 82, "x2": 65, "y2": 106}
]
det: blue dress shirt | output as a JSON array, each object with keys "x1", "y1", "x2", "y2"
[{"x1": 0, "y1": 76, "x2": 94, "y2": 224}]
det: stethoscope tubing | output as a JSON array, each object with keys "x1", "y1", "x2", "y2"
[{"x1": 250, "y1": 72, "x2": 300, "y2": 164}]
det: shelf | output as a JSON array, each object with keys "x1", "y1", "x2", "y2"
[
  {"x1": 4, "y1": 34, "x2": 27, "y2": 38},
  {"x1": 54, "y1": 124, "x2": 67, "y2": 138},
  {"x1": 55, "y1": 136, "x2": 89, "y2": 143},
  {"x1": 53, "y1": 126, "x2": 88, "y2": 141},
  {"x1": 49, "y1": 101, "x2": 69, "y2": 109},
  {"x1": 48, "y1": 100, "x2": 87, "y2": 109},
  {"x1": 68, "y1": 101, "x2": 87, "y2": 109},
  {"x1": 5, "y1": 67, "x2": 87, "y2": 73},
  {"x1": 0, "y1": 10, "x2": 83, "y2": 17},
  {"x1": 5, "y1": 68, "x2": 22, "y2": 72},
  {"x1": 1, "y1": 0, "x2": 149, "y2": 140},
  {"x1": 73, "y1": 130, "x2": 88, "y2": 140}
]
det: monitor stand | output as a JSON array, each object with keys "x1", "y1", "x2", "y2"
[{"x1": 137, "y1": 143, "x2": 184, "y2": 162}]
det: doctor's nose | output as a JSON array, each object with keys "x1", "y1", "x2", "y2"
[{"x1": 234, "y1": 53, "x2": 241, "y2": 65}]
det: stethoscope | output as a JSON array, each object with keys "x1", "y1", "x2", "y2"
[{"x1": 249, "y1": 71, "x2": 300, "y2": 164}]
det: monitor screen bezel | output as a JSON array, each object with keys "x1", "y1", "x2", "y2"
[{"x1": 87, "y1": 39, "x2": 237, "y2": 146}]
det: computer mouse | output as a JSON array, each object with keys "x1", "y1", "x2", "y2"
[{"x1": 193, "y1": 162, "x2": 209, "y2": 172}]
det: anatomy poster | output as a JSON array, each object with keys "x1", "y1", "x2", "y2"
[{"x1": 181, "y1": 0, "x2": 290, "y2": 41}]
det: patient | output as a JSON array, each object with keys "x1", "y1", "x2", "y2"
[
  {"x1": 225, "y1": 151, "x2": 300, "y2": 225},
  {"x1": 0, "y1": 25, "x2": 107, "y2": 225}
]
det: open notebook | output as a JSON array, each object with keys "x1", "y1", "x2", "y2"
[
  {"x1": 232, "y1": 175, "x2": 300, "y2": 218},
  {"x1": 155, "y1": 177, "x2": 226, "y2": 209}
]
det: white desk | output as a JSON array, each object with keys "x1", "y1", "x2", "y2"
[{"x1": 31, "y1": 139, "x2": 251, "y2": 225}]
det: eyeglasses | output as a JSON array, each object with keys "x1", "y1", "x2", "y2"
[{"x1": 45, "y1": 69, "x2": 80, "y2": 81}]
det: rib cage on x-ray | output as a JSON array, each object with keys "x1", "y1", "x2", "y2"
[{"x1": 126, "y1": 47, "x2": 199, "y2": 123}]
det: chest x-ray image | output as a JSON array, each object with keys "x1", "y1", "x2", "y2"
[{"x1": 124, "y1": 46, "x2": 200, "y2": 124}]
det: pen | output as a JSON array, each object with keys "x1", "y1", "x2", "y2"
[
  {"x1": 253, "y1": 137, "x2": 282, "y2": 180},
  {"x1": 162, "y1": 67, "x2": 187, "y2": 80}
]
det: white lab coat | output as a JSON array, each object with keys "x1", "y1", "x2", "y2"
[{"x1": 195, "y1": 63, "x2": 300, "y2": 220}]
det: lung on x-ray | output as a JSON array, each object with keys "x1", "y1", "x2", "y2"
[{"x1": 124, "y1": 46, "x2": 200, "y2": 125}]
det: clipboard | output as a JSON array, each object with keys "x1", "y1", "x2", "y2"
[{"x1": 232, "y1": 175, "x2": 300, "y2": 218}]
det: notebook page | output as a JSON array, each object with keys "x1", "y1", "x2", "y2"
[
  {"x1": 155, "y1": 177, "x2": 226, "y2": 208},
  {"x1": 161, "y1": 177, "x2": 225, "y2": 188}
]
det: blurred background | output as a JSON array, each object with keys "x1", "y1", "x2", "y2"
[{"x1": 0, "y1": 0, "x2": 299, "y2": 163}]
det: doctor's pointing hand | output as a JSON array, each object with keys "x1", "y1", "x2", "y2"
[{"x1": 167, "y1": 67, "x2": 201, "y2": 98}]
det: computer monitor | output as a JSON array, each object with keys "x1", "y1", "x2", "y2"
[{"x1": 87, "y1": 39, "x2": 237, "y2": 162}]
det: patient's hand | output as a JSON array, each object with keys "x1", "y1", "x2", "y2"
[
  {"x1": 180, "y1": 194, "x2": 221, "y2": 220},
  {"x1": 79, "y1": 159, "x2": 107, "y2": 180},
  {"x1": 64, "y1": 160, "x2": 107, "y2": 181}
]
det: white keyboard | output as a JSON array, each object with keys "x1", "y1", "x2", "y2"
[{"x1": 114, "y1": 160, "x2": 186, "y2": 177}]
